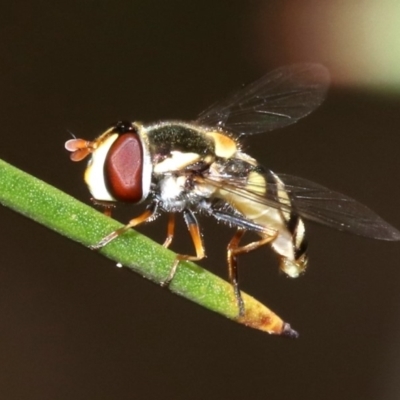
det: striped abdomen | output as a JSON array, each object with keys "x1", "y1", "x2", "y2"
[{"x1": 216, "y1": 167, "x2": 308, "y2": 278}]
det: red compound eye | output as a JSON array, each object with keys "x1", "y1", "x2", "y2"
[{"x1": 104, "y1": 133, "x2": 144, "y2": 203}]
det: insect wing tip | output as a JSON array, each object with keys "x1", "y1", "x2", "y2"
[{"x1": 386, "y1": 227, "x2": 400, "y2": 241}]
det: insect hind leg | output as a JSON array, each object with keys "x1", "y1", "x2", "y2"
[{"x1": 227, "y1": 229, "x2": 277, "y2": 317}]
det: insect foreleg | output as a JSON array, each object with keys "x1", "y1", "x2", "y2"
[
  {"x1": 90, "y1": 198, "x2": 116, "y2": 217},
  {"x1": 90, "y1": 202, "x2": 159, "y2": 250}
]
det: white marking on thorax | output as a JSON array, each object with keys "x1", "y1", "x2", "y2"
[
  {"x1": 154, "y1": 151, "x2": 200, "y2": 174},
  {"x1": 159, "y1": 175, "x2": 187, "y2": 201}
]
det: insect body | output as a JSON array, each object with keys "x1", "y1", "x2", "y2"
[{"x1": 65, "y1": 64, "x2": 400, "y2": 318}]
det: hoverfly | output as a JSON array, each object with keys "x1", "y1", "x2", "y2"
[{"x1": 65, "y1": 64, "x2": 400, "y2": 317}]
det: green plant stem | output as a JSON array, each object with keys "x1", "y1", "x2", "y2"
[{"x1": 0, "y1": 158, "x2": 297, "y2": 337}]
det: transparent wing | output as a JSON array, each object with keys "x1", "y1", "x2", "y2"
[
  {"x1": 201, "y1": 172, "x2": 400, "y2": 241},
  {"x1": 197, "y1": 64, "x2": 330, "y2": 136}
]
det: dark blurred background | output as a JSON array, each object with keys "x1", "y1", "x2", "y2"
[{"x1": 0, "y1": 1, "x2": 400, "y2": 399}]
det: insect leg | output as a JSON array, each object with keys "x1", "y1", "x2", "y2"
[
  {"x1": 90, "y1": 198, "x2": 116, "y2": 217},
  {"x1": 227, "y1": 229, "x2": 246, "y2": 316},
  {"x1": 162, "y1": 213, "x2": 176, "y2": 248},
  {"x1": 227, "y1": 230, "x2": 277, "y2": 317},
  {"x1": 161, "y1": 209, "x2": 205, "y2": 286},
  {"x1": 90, "y1": 202, "x2": 159, "y2": 250},
  {"x1": 102, "y1": 207, "x2": 113, "y2": 218}
]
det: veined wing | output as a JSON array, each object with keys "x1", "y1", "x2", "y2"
[
  {"x1": 197, "y1": 64, "x2": 330, "y2": 136},
  {"x1": 201, "y1": 172, "x2": 400, "y2": 241}
]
